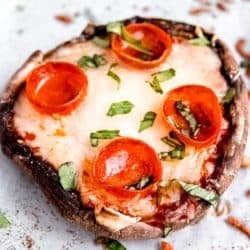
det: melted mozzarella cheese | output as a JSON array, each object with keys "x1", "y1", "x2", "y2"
[
  {"x1": 95, "y1": 207, "x2": 140, "y2": 232},
  {"x1": 14, "y1": 40, "x2": 227, "y2": 186}
]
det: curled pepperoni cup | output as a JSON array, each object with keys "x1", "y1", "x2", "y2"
[
  {"x1": 92, "y1": 137, "x2": 163, "y2": 199},
  {"x1": 26, "y1": 62, "x2": 88, "y2": 115},
  {"x1": 163, "y1": 85, "x2": 222, "y2": 148},
  {"x1": 111, "y1": 23, "x2": 172, "y2": 69}
]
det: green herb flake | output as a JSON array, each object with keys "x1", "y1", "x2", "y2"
[
  {"x1": 163, "y1": 226, "x2": 172, "y2": 237},
  {"x1": 158, "y1": 151, "x2": 170, "y2": 161},
  {"x1": 93, "y1": 36, "x2": 110, "y2": 48},
  {"x1": 159, "y1": 132, "x2": 185, "y2": 160},
  {"x1": 175, "y1": 100, "x2": 199, "y2": 136},
  {"x1": 138, "y1": 111, "x2": 157, "y2": 132},
  {"x1": 179, "y1": 181, "x2": 219, "y2": 206},
  {"x1": 0, "y1": 211, "x2": 11, "y2": 229},
  {"x1": 107, "y1": 63, "x2": 121, "y2": 89},
  {"x1": 106, "y1": 22, "x2": 123, "y2": 36},
  {"x1": 135, "y1": 176, "x2": 152, "y2": 190},
  {"x1": 93, "y1": 54, "x2": 107, "y2": 66},
  {"x1": 90, "y1": 130, "x2": 120, "y2": 147},
  {"x1": 78, "y1": 54, "x2": 107, "y2": 69},
  {"x1": 107, "y1": 100, "x2": 134, "y2": 117},
  {"x1": 95, "y1": 237, "x2": 126, "y2": 250},
  {"x1": 152, "y1": 68, "x2": 176, "y2": 83},
  {"x1": 121, "y1": 25, "x2": 152, "y2": 56},
  {"x1": 58, "y1": 162, "x2": 77, "y2": 191},
  {"x1": 148, "y1": 78, "x2": 163, "y2": 94},
  {"x1": 148, "y1": 68, "x2": 176, "y2": 94},
  {"x1": 189, "y1": 36, "x2": 210, "y2": 46},
  {"x1": 105, "y1": 239, "x2": 126, "y2": 250},
  {"x1": 159, "y1": 148, "x2": 185, "y2": 160},
  {"x1": 107, "y1": 22, "x2": 152, "y2": 56},
  {"x1": 168, "y1": 148, "x2": 185, "y2": 159},
  {"x1": 78, "y1": 55, "x2": 96, "y2": 69},
  {"x1": 91, "y1": 138, "x2": 99, "y2": 147},
  {"x1": 221, "y1": 87, "x2": 236, "y2": 104},
  {"x1": 240, "y1": 60, "x2": 250, "y2": 68}
]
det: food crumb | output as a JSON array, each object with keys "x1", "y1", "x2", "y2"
[
  {"x1": 55, "y1": 15, "x2": 73, "y2": 24},
  {"x1": 189, "y1": 7, "x2": 210, "y2": 16},
  {"x1": 241, "y1": 156, "x2": 250, "y2": 167},
  {"x1": 23, "y1": 235, "x2": 35, "y2": 250},
  {"x1": 216, "y1": 1, "x2": 228, "y2": 11},
  {"x1": 105, "y1": 5, "x2": 111, "y2": 11},
  {"x1": 235, "y1": 39, "x2": 250, "y2": 60},
  {"x1": 161, "y1": 241, "x2": 174, "y2": 250},
  {"x1": 188, "y1": 0, "x2": 234, "y2": 16},
  {"x1": 246, "y1": 190, "x2": 250, "y2": 197},
  {"x1": 142, "y1": 6, "x2": 150, "y2": 12},
  {"x1": 73, "y1": 11, "x2": 81, "y2": 18},
  {"x1": 198, "y1": 0, "x2": 211, "y2": 6},
  {"x1": 17, "y1": 29, "x2": 24, "y2": 35},
  {"x1": 16, "y1": 4, "x2": 24, "y2": 12},
  {"x1": 226, "y1": 216, "x2": 250, "y2": 238}
]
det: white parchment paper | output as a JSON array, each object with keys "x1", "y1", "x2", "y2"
[{"x1": 0, "y1": 0, "x2": 249, "y2": 249}]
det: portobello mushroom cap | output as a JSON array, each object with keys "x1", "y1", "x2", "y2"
[{"x1": 0, "y1": 16, "x2": 248, "y2": 240}]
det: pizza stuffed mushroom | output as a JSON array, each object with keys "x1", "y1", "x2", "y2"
[{"x1": 0, "y1": 17, "x2": 248, "y2": 240}]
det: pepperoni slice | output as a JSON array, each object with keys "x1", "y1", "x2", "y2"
[
  {"x1": 93, "y1": 137, "x2": 162, "y2": 199},
  {"x1": 163, "y1": 85, "x2": 222, "y2": 148},
  {"x1": 26, "y1": 62, "x2": 88, "y2": 115},
  {"x1": 111, "y1": 23, "x2": 172, "y2": 69}
]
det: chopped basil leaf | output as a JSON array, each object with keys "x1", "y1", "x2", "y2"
[
  {"x1": 95, "y1": 237, "x2": 126, "y2": 250},
  {"x1": 93, "y1": 36, "x2": 110, "y2": 48},
  {"x1": 175, "y1": 100, "x2": 199, "y2": 136},
  {"x1": 221, "y1": 87, "x2": 236, "y2": 104},
  {"x1": 135, "y1": 176, "x2": 152, "y2": 190},
  {"x1": 148, "y1": 68, "x2": 176, "y2": 94},
  {"x1": 168, "y1": 148, "x2": 185, "y2": 159},
  {"x1": 121, "y1": 25, "x2": 153, "y2": 56},
  {"x1": 90, "y1": 130, "x2": 120, "y2": 147},
  {"x1": 93, "y1": 54, "x2": 107, "y2": 66},
  {"x1": 107, "y1": 22, "x2": 123, "y2": 36},
  {"x1": 78, "y1": 54, "x2": 107, "y2": 69},
  {"x1": 148, "y1": 78, "x2": 163, "y2": 94},
  {"x1": 91, "y1": 138, "x2": 99, "y2": 147},
  {"x1": 161, "y1": 136, "x2": 178, "y2": 148},
  {"x1": 78, "y1": 55, "x2": 96, "y2": 68},
  {"x1": 105, "y1": 239, "x2": 126, "y2": 250},
  {"x1": 58, "y1": 162, "x2": 77, "y2": 191},
  {"x1": 126, "y1": 176, "x2": 152, "y2": 190},
  {"x1": 159, "y1": 147, "x2": 184, "y2": 160},
  {"x1": 90, "y1": 130, "x2": 120, "y2": 139},
  {"x1": 189, "y1": 36, "x2": 210, "y2": 46},
  {"x1": 0, "y1": 211, "x2": 11, "y2": 229},
  {"x1": 139, "y1": 53, "x2": 151, "y2": 61},
  {"x1": 107, "y1": 22, "x2": 152, "y2": 56},
  {"x1": 179, "y1": 181, "x2": 219, "y2": 206},
  {"x1": 163, "y1": 226, "x2": 172, "y2": 237},
  {"x1": 107, "y1": 63, "x2": 121, "y2": 89},
  {"x1": 138, "y1": 111, "x2": 157, "y2": 132},
  {"x1": 160, "y1": 132, "x2": 185, "y2": 160},
  {"x1": 240, "y1": 60, "x2": 250, "y2": 68},
  {"x1": 152, "y1": 68, "x2": 176, "y2": 83},
  {"x1": 107, "y1": 100, "x2": 134, "y2": 117},
  {"x1": 159, "y1": 151, "x2": 170, "y2": 161}
]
